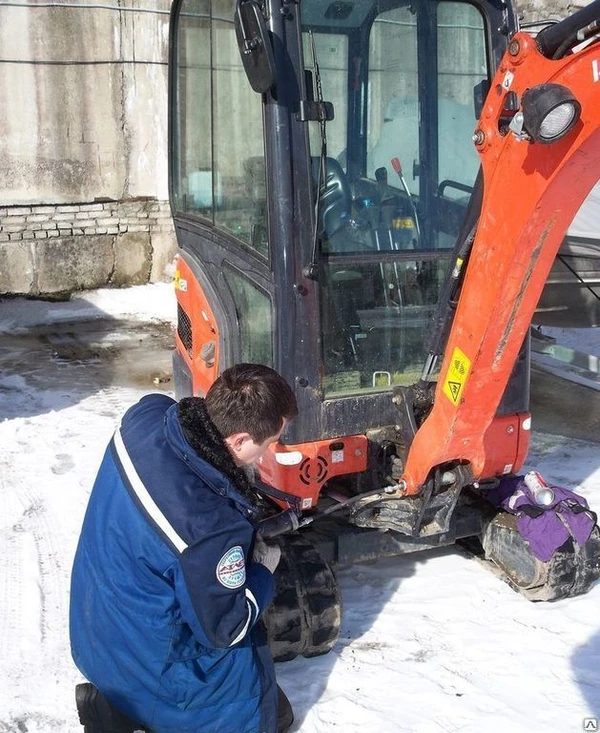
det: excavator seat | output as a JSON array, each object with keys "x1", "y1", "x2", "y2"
[{"x1": 311, "y1": 156, "x2": 353, "y2": 247}]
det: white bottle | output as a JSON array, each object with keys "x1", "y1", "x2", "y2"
[{"x1": 524, "y1": 471, "x2": 555, "y2": 506}]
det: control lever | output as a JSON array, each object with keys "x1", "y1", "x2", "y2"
[
  {"x1": 391, "y1": 156, "x2": 421, "y2": 242},
  {"x1": 374, "y1": 166, "x2": 389, "y2": 200}
]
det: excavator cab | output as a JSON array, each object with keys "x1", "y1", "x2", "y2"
[
  {"x1": 169, "y1": 0, "x2": 600, "y2": 654},
  {"x1": 169, "y1": 0, "x2": 526, "y2": 457}
]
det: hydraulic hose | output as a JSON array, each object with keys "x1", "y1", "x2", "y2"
[
  {"x1": 258, "y1": 486, "x2": 400, "y2": 538},
  {"x1": 536, "y1": 0, "x2": 600, "y2": 59},
  {"x1": 421, "y1": 168, "x2": 484, "y2": 377}
]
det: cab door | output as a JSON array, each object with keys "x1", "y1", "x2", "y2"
[{"x1": 169, "y1": 0, "x2": 277, "y2": 396}]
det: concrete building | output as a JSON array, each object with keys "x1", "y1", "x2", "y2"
[{"x1": 0, "y1": 0, "x2": 174, "y2": 296}]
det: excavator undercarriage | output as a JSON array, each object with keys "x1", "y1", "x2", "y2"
[{"x1": 265, "y1": 492, "x2": 600, "y2": 660}]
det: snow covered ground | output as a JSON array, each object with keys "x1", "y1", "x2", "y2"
[{"x1": 0, "y1": 283, "x2": 599, "y2": 733}]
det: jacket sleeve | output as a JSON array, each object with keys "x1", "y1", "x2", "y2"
[{"x1": 173, "y1": 512, "x2": 276, "y2": 649}]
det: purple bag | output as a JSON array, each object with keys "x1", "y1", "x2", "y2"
[{"x1": 487, "y1": 474, "x2": 597, "y2": 562}]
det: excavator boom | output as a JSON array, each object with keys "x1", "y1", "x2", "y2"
[{"x1": 402, "y1": 23, "x2": 600, "y2": 495}]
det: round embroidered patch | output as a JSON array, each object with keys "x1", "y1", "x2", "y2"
[{"x1": 216, "y1": 545, "x2": 246, "y2": 589}]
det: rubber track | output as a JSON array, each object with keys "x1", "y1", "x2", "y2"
[
  {"x1": 517, "y1": 526, "x2": 600, "y2": 601},
  {"x1": 468, "y1": 513, "x2": 600, "y2": 601},
  {"x1": 263, "y1": 534, "x2": 342, "y2": 662}
]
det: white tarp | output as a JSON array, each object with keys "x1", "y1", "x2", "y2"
[{"x1": 568, "y1": 181, "x2": 600, "y2": 240}]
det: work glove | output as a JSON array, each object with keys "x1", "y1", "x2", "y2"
[{"x1": 252, "y1": 534, "x2": 281, "y2": 574}]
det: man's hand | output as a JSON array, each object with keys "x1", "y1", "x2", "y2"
[{"x1": 252, "y1": 534, "x2": 281, "y2": 574}]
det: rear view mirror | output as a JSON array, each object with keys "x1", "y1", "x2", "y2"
[{"x1": 234, "y1": 0, "x2": 276, "y2": 94}]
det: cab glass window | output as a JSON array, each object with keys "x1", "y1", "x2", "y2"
[
  {"x1": 302, "y1": 0, "x2": 488, "y2": 398},
  {"x1": 223, "y1": 267, "x2": 274, "y2": 365},
  {"x1": 172, "y1": 0, "x2": 268, "y2": 258},
  {"x1": 172, "y1": 0, "x2": 211, "y2": 218},
  {"x1": 303, "y1": 33, "x2": 349, "y2": 164},
  {"x1": 367, "y1": 6, "x2": 419, "y2": 195},
  {"x1": 437, "y1": 3, "x2": 485, "y2": 201}
]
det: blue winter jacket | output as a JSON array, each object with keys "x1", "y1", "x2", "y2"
[{"x1": 70, "y1": 394, "x2": 278, "y2": 732}]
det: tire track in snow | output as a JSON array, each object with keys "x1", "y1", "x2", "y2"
[
  {"x1": 0, "y1": 404, "x2": 134, "y2": 732},
  {"x1": 0, "y1": 446, "x2": 43, "y2": 706},
  {"x1": 0, "y1": 428, "x2": 71, "y2": 711}
]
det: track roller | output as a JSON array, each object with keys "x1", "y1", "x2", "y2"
[{"x1": 264, "y1": 534, "x2": 342, "y2": 662}]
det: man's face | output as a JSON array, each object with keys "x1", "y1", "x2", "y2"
[{"x1": 226, "y1": 420, "x2": 287, "y2": 466}]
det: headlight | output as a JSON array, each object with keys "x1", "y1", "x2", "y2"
[{"x1": 521, "y1": 83, "x2": 581, "y2": 144}]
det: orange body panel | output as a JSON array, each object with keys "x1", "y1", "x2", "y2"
[
  {"x1": 401, "y1": 34, "x2": 600, "y2": 494},
  {"x1": 481, "y1": 412, "x2": 530, "y2": 479},
  {"x1": 256, "y1": 413, "x2": 527, "y2": 505},
  {"x1": 174, "y1": 254, "x2": 221, "y2": 397},
  {"x1": 257, "y1": 435, "x2": 369, "y2": 509}
]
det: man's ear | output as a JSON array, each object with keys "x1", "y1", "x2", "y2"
[{"x1": 225, "y1": 432, "x2": 252, "y2": 454}]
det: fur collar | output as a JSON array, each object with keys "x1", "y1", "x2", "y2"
[{"x1": 177, "y1": 397, "x2": 261, "y2": 509}]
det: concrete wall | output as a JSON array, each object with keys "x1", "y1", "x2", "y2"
[
  {"x1": 0, "y1": 0, "x2": 174, "y2": 296},
  {"x1": 514, "y1": 0, "x2": 587, "y2": 22},
  {"x1": 0, "y1": 199, "x2": 174, "y2": 295},
  {"x1": 0, "y1": 0, "x2": 592, "y2": 296}
]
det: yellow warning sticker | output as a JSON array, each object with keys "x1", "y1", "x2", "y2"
[
  {"x1": 443, "y1": 347, "x2": 471, "y2": 405},
  {"x1": 173, "y1": 270, "x2": 187, "y2": 292}
]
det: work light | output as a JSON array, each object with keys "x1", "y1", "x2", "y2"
[{"x1": 521, "y1": 83, "x2": 581, "y2": 144}]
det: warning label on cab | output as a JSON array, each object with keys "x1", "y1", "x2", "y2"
[{"x1": 442, "y1": 347, "x2": 471, "y2": 405}]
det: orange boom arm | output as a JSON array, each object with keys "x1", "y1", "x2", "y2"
[{"x1": 401, "y1": 32, "x2": 600, "y2": 495}]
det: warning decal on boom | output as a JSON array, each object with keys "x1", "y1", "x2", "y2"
[{"x1": 443, "y1": 347, "x2": 471, "y2": 405}]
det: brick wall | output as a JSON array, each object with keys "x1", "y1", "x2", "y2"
[
  {"x1": 0, "y1": 199, "x2": 173, "y2": 243},
  {"x1": 0, "y1": 198, "x2": 176, "y2": 297}
]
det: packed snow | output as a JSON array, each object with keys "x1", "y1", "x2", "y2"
[{"x1": 0, "y1": 283, "x2": 599, "y2": 733}]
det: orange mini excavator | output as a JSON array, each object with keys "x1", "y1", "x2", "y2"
[{"x1": 168, "y1": 0, "x2": 600, "y2": 659}]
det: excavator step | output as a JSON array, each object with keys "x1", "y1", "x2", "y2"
[{"x1": 467, "y1": 512, "x2": 600, "y2": 601}]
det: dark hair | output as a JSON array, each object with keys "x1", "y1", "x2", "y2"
[{"x1": 204, "y1": 363, "x2": 298, "y2": 444}]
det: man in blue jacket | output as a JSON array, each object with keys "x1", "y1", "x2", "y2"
[{"x1": 70, "y1": 363, "x2": 298, "y2": 733}]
